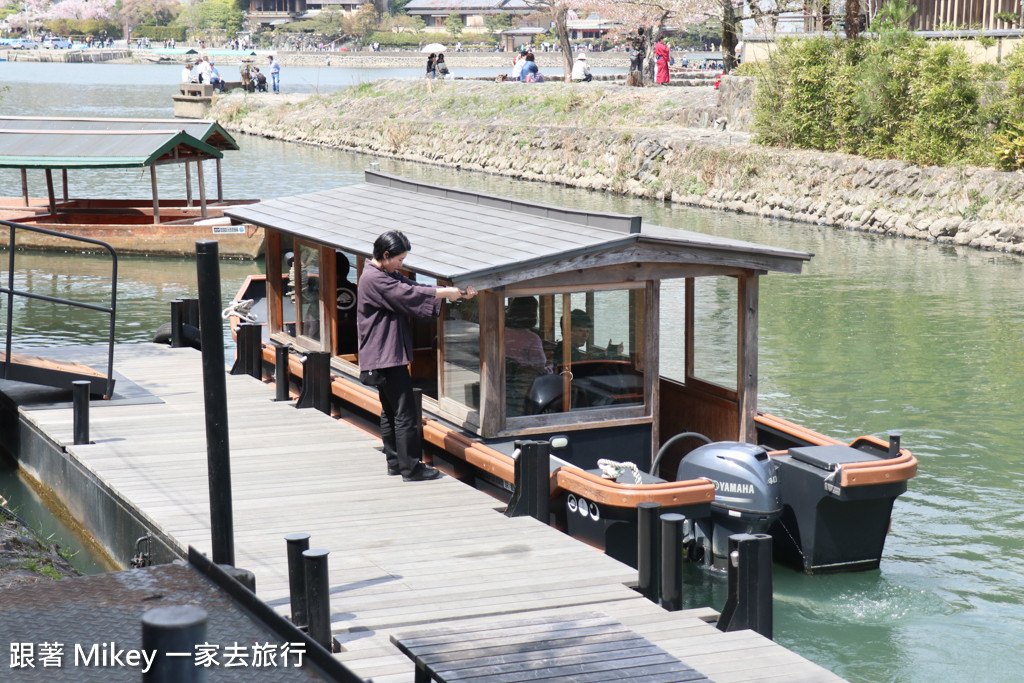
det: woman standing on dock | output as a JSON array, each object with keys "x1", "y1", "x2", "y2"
[{"x1": 357, "y1": 231, "x2": 476, "y2": 481}]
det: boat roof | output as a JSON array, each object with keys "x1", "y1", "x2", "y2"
[
  {"x1": 0, "y1": 116, "x2": 240, "y2": 151},
  {"x1": 0, "y1": 129, "x2": 223, "y2": 169},
  {"x1": 225, "y1": 171, "x2": 812, "y2": 289}
]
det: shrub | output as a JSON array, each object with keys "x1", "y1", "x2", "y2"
[{"x1": 753, "y1": 33, "x2": 990, "y2": 166}]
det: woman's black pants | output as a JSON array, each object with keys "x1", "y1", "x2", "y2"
[{"x1": 377, "y1": 365, "x2": 422, "y2": 476}]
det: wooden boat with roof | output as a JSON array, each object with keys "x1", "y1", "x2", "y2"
[
  {"x1": 222, "y1": 171, "x2": 917, "y2": 574},
  {"x1": 0, "y1": 117, "x2": 262, "y2": 259}
]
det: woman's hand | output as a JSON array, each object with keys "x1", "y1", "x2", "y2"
[{"x1": 461, "y1": 286, "x2": 478, "y2": 299}]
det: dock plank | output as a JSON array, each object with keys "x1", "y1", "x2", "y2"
[{"x1": 14, "y1": 344, "x2": 844, "y2": 683}]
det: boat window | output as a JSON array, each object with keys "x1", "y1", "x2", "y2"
[
  {"x1": 690, "y1": 276, "x2": 737, "y2": 390},
  {"x1": 295, "y1": 241, "x2": 321, "y2": 344},
  {"x1": 335, "y1": 249, "x2": 358, "y2": 357},
  {"x1": 441, "y1": 297, "x2": 481, "y2": 411},
  {"x1": 506, "y1": 288, "x2": 645, "y2": 419}
]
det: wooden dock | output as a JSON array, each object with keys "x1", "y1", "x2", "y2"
[{"x1": 12, "y1": 344, "x2": 844, "y2": 682}]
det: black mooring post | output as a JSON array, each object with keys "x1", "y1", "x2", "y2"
[
  {"x1": 230, "y1": 322, "x2": 261, "y2": 379},
  {"x1": 888, "y1": 431, "x2": 902, "y2": 458},
  {"x1": 637, "y1": 502, "x2": 662, "y2": 602},
  {"x1": 196, "y1": 240, "x2": 234, "y2": 567},
  {"x1": 72, "y1": 380, "x2": 90, "y2": 445},
  {"x1": 183, "y1": 297, "x2": 200, "y2": 329},
  {"x1": 296, "y1": 351, "x2": 330, "y2": 414},
  {"x1": 303, "y1": 548, "x2": 333, "y2": 651},
  {"x1": 659, "y1": 513, "x2": 685, "y2": 611},
  {"x1": 717, "y1": 533, "x2": 773, "y2": 639},
  {"x1": 506, "y1": 440, "x2": 551, "y2": 523},
  {"x1": 274, "y1": 343, "x2": 291, "y2": 402},
  {"x1": 170, "y1": 299, "x2": 184, "y2": 348},
  {"x1": 142, "y1": 605, "x2": 208, "y2": 683},
  {"x1": 285, "y1": 533, "x2": 311, "y2": 628}
]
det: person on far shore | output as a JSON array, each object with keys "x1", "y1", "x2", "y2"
[
  {"x1": 268, "y1": 55, "x2": 281, "y2": 93},
  {"x1": 520, "y1": 53, "x2": 542, "y2": 83},
  {"x1": 655, "y1": 36, "x2": 671, "y2": 85},
  {"x1": 208, "y1": 61, "x2": 224, "y2": 91},
  {"x1": 511, "y1": 47, "x2": 527, "y2": 81},
  {"x1": 426, "y1": 52, "x2": 437, "y2": 79},
  {"x1": 571, "y1": 53, "x2": 592, "y2": 82},
  {"x1": 435, "y1": 53, "x2": 450, "y2": 79}
]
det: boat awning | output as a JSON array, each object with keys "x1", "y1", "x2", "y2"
[
  {"x1": 0, "y1": 116, "x2": 240, "y2": 151},
  {"x1": 225, "y1": 171, "x2": 812, "y2": 289},
  {"x1": 0, "y1": 129, "x2": 223, "y2": 169}
]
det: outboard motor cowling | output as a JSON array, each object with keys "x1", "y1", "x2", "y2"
[{"x1": 677, "y1": 441, "x2": 782, "y2": 568}]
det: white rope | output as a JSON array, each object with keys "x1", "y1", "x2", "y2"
[
  {"x1": 222, "y1": 299, "x2": 257, "y2": 323},
  {"x1": 597, "y1": 458, "x2": 643, "y2": 484}
]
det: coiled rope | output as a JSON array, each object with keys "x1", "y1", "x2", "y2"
[
  {"x1": 597, "y1": 459, "x2": 643, "y2": 484},
  {"x1": 222, "y1": 299, "x2": 257, "y2": 323}
]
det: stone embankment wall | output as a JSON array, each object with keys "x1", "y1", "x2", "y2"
[{"x1": 210, "y1": 77, "x2": 1024, "y2": 254}]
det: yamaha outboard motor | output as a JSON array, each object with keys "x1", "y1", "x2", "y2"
[{"x1": 677, "y1": 441, "x2": 782, "y2": 569}]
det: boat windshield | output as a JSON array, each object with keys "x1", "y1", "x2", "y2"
[{"x1": 505, "y1": 288, "x2": 646, "y2": 419}]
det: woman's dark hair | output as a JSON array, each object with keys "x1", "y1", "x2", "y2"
[
  {"x1": 525, "y1": 53, "x2": 535, "y2": 62},
  {"x1": 506, "y1": 297, "x2": 538, "y2": 329},
  {"x1": 373, "y1": 230, "x2": 412, "y2": 261},
  {"x1": 437, "y1": 54, "x2": 445, "y2": 62}
]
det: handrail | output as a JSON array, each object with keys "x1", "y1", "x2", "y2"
[{"x1": 1, "y1": 219, "x2": 117, "y2": 397}]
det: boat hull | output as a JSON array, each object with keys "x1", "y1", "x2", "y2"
[{"x1": 0, "y1": 199, "x2": 263, "y2": 259}]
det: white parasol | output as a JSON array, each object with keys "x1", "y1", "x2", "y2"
[{"x1": 421, "y1": 43, "x2": 446, "y2": 53}]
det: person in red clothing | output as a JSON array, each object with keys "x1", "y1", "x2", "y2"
[
  {"x1": 655, "y1": 36, "x2": 671, "y2": 84},
  {"x1": 356, "y1": 230, "x2": 477, "y2": 481}
]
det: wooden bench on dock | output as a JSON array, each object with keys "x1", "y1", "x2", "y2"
[{"x1": 391, "y1": 612, "x2": 713, "y2": 683}]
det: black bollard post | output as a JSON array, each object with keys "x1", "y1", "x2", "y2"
[
  {"x1": 183, "y1": 297, "x2": 200, "y2": 329},
  {"x1": 505, "y1": 441, "x2": 551, "y2": 523},
  {"x1": 303, "y1": 548, "x2": 333, "y2": 651},
  {"x1": 142, "y1": 605, "x2": 208, "y2": 683},
  {"x1": 295, "y1": 351, "x2": 330, "y2": 414},
  {"x1": 72, "y1": 380, "x2": 90, "y2": 445},
  {"x1": 637, "y1": 502, "x2": 662, "y2": 602},
  {"x1": 659, "y1": 513, "x2": 685, "y2": 611},
  {"x1": 888, "y1": 431, "x2": 902, "y2": 458},
  {"x1": 229, "y1": 322, "x2": 261, "y2": 379},
  {"x1": 274, "y1": 343, "x2": 291, "y2": 402},
  {"x1": 170, "y1": 299, "x2": 184, "y2": 348},
  {"x1": 717, "y1": 533, "x2": 773, "y2": 639},
  {"x1": 195, "y1": 240, "x2": 234, "y2": 567},
  {"x1": 285, "y1": 533, "x2": 311, "y2": 628}
]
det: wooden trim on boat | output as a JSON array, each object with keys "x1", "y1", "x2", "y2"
[
  {"x1": 756, "y1": 414, "x2": 918, "y2": 487},
  {"x1": 553, "y1": 467, "x2": 715, "y2": 508},
  {"x1": 755, "y1": 412, "x2": 844, "y2": 446}
]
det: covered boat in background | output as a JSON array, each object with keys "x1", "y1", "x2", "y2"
[
  {"x1": 222, "y1": 170, "x2": 917, "y2": 574},
  {"x1": 0, "y1": 117, "x2": 261, "y2": 259}
]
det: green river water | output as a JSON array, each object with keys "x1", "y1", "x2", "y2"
[{"x1": 1, "y1": 62, "x2": 1023, "y2": 682}]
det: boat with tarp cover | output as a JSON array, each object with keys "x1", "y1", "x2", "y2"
[
  {"x1": 0, "y1": 117, "x2": 261, "y2": 259},
  {"x1": 222, "y1": 170, "x2": 917, "y2": 574}
]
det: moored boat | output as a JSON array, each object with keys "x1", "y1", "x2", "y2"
[
  {"x1": 0, "y1": 117, "x2": 262, "y2": 259},
  {"x1": 222, "y1": 171, "x2": 917, "y2": 574}
]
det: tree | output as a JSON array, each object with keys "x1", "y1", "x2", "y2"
[
  {"x1": 577, "y1": 0, "x2": 714, "y2": 81},
  {"x1": 119, "y1": 0, "x2": 179, "y2": 30},
  {"x1": 350, "y1": 3, "x2": 378, "y2": 43},
  {"x1": 484, "y1": 11, "x2": 512, "y2": 34},
  {"x1": 444, "y1": 12, "x2": 463, "y2": 41},
  {"x1": 389, "y1": 0, "x2": 410, "y2": 14},
  {"x1": 523, "y1": 1, "x2": 575, "y2": 82}
]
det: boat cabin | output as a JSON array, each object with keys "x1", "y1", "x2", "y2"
[{"x1": 227, "y1": 171, "x2": 812, "y2": 472}]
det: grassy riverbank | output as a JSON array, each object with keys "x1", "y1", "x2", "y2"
[{"x1": 211, "y1": 78, "x2": 1024, "y2": 254}]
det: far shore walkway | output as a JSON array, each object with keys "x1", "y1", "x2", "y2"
[{"x1": 11, "y1": 343, "x2": 843, "y2": 682}]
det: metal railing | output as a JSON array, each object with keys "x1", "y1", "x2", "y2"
[{"x1": 1, "y1": 219, "x2": 117, "y2": 397}]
